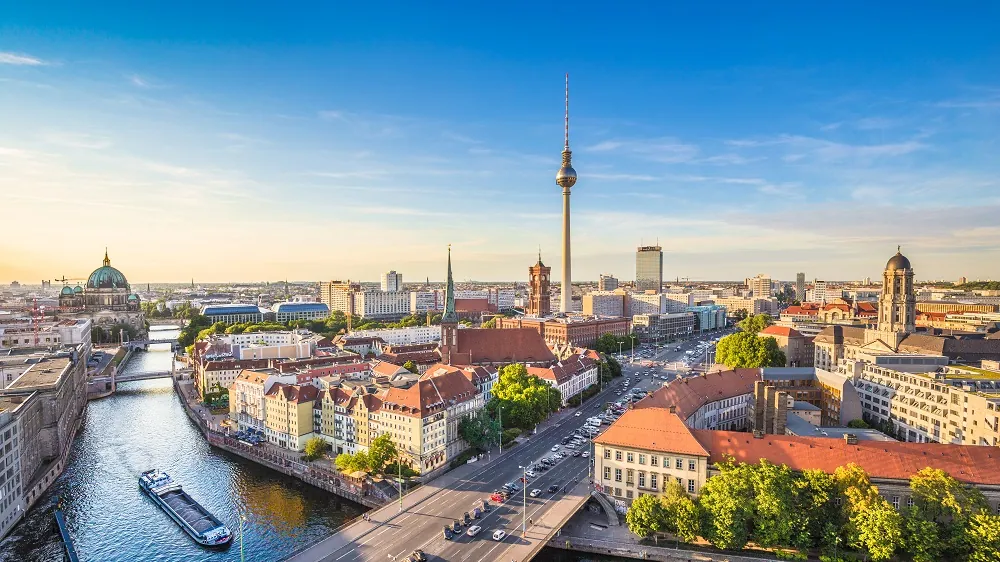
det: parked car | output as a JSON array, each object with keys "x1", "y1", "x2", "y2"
[
  {"x1": 443, "y1": 526, "x2": 453, "y2": 540},
  {"x1": 492, "y1": 529, "x2": 507, "y2": 541},
  {"x1": 491, "y1": 493, "x2": 505, "y2": 503},
  {"x1": 452, "y1": 520, "x2": 462, "y2": 531},
  {"x1": 466, "y1": 525, "x2": 482, "y2": 537},
  {"x1": 408, "y1": 550, "x2": 427, "y2": 562},
  {"x1": 525, "y1": 470, "x2": 537, "y2": 478}
]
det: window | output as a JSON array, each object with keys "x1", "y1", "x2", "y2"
[
  {"x1": 626, "y1": 469, "x2": 634, "y2": 484},
  {"x1": 638, "y1": 454, "x2": 646, "y2": 465},
  {"x1": 615, "y1": 450, "x2": 622, "y2": 461},
  {"x1": 614, "y1": 468, "x2": 622, "y2": 482},
  {"x1": 614, "y1": 487, "x2": 622, "y2": 497},
  {"x1": 892, "y1": 496, "x2": 899, "y2": 509},
  {"x1": 650, "y1": 455, "x2": 658, "y2": 467},
  {"x1": 907, "y1": 497, "x2": 914, "y2": 508},
  {"x1": 688, "y1": 460, "x2": 696, "y2": 471},
  {"x1": 627, "y1": 452, "x2": 634, "y2": 463},
  {"x1": 687, "y1": 479, "x2": 695, "y2": 493},
  {"x1": 638, "y1": 472, "x2": 646, "y2": 488},
  {"x1": 675, "y1": 458, "x2": 683, "y2": 469},
  {"x1": 604, "y1": 467, "x2": 611, "y2": 480},
  {"x1": 604, "y1": 448, "x2": 611, "y2": 459},
  {"x1": 650, "y1": 473, "x2": 658, "y2": 490},
  {"x1": 626, "y1": 490, "x2": 634, "y2": 499}
]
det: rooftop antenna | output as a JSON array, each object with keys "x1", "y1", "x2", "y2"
[{"x1": 564, "y1": 72, "x2": 570, "y2": 151}]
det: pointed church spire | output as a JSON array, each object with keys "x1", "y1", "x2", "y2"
[
  {"x1": 103, "y1": 247, "x2": 111, "y2": 267},
  {"x1": 442, "y1": 245, "x2": 458, "y2": 324}
]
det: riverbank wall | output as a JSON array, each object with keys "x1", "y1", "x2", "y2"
[
  {"x1": 546, "y1": 536, "x2": 775, "y2": 562},
  {"x1": 172, "y1": 377, "x2": 384, "y2": 509}
]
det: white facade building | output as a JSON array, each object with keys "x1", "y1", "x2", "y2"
[
  {"x1": 349, "y1": 325, "x2": 441, "y2": 346},
  {"x1": 0, "y1": 408, "x2": 23, "y2": 538},
  {"x1": 353, "y1": 290, "x2": 411, "y2": 319},
  {"x1": 381, "y1": 271, "x2": 403, "y2": 292},
  {"x1": 629, "y1": 292, "x2": 666, "y2": 316}
]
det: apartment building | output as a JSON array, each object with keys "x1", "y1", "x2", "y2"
[
  {"x1": 759, "y1": 325, "x2": 814, "y2": 367},
  {"x1": 853, "y1": 362, "x2": 1000, "y2": 446},
  {"x1": 634, "y1": 368, "x2": 761, "y2": 431},
  {"x1": 632, "y1": 313, "x2": 695, "y2": 343},
  {"x1": 582, "y1": 290, "x2": 626, "y2": 317},
  {"x1": 229, "y1": 369, "x2": 298, "y2": 432},
  {"x1": 263, "y1": 383, "x2": 320, "y2": 450},
  {"x1": 528, "y1": 353, "x2": 598, "y2": 406},
  {"x1": 498, "y1": 316, "x2": 630, "y2": 348}
]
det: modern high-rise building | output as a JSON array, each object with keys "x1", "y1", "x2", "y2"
[
  {"x1": 319, "y1": 280, "x2": 361, "y2": 315},
  {"x1": 527, "y1": 253, "x2": 552, "y2": 317},
  {"x1": 813, "y1": 280, "x2": 829, "y2": 304},
  {"x1": 598, "y1": 274, "x2": 619, "y2": 291},
  {"x1": 381, "y1": 270, "x2": 403, "y2": 292},
  {"x1": 635, "y1": 246, "x2": 663, "y2": 293},
  {"x1": 555, "y1": 74, "x2": 577, "y2": 313},
  {"x1": 749, "y1": 274, "x2": 773, "y2": 298},
  {"x1": 795, "y1": 273, "x2": 806, "y2": 302}
]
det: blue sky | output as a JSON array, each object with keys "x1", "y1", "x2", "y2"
[{"x1": 1, "y1": 2, "x2": 998, "y2": 284}]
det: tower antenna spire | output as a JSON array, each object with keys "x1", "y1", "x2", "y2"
[{"x1": 564, "y1": 73, "x2": 570, "y2": 150}]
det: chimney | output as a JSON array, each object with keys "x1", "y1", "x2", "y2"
[
  {"x1": 844, "y1": 434, "x2": 859, "y2": 445},
  {"x1": 669, "y1": 405, "x2": 676, "y2": 414},
  {"x1": 752, "y1": 429, "x2": 764, "y2": 439}
]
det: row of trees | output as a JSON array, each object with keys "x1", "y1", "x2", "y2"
[
  {"x1": 626, "y1": 461, "x2": 1000, "y2": 561},
  {"x1": 140, "y1": 300, "x2": 199, "y2": 319},
  {"x1": 593, "y1": 332, "x2": 639, "y2": 355},
  {"x1": 714, "y1": 313, "x2": 787, "y2": 368},
  {"x1": 333, "y1": 434, "x2": 399, "y2": 475}
]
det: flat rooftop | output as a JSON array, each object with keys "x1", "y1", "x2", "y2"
[{"x1": 7, "y1": 356, "x2": 72, "y2": 390}]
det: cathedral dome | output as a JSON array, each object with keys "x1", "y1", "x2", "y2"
[
  {"x1": 73, "y1": 285, "x2": 84, "y2": 294},
  {"x1": 86, "y1": 250, "x2": 129, "y2": 290},
  {"x1": 885, "y1": 249, "x2": 911, "y2": 271},
  {"x1": 60, "y1": 286, "x2": 74, "y2": 296}
]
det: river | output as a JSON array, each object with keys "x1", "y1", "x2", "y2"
[{"x1": 0, "y1": 326, "x2": 363, "y2": 562}]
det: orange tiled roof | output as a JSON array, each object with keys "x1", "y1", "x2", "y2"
[
  {"x1": 381, "y1": 363, "x2": 479, "y2": 417},
  {"x1": 264, "y1": 382, "x2": 319, "y2": 403},
  {"x1": 761, "y1": 325, "x2": 804, "y2": 338},
  {"x1": 594, "y1": 408, "x2": 709, "y2": 457},
  {"x1": 452, "y1": 328, "x2": 556, "y2": 364},
  {"x1": 693, "y1": 430, "x2": 1000, "y2": 486},
  {"x1": 634, "y1": 368, "x2": 761, "y2": 420}
]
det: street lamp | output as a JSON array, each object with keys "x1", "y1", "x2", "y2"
[{"x1": 518, "y1": 465, "x2": 528, "y2": 536}]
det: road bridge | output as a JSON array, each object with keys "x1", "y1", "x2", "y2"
[{"x1": 284, "y1": 376, "x2": 630, "y2": 562}]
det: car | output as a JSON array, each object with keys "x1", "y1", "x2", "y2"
[
  {"x1": 561, "y1": 436, "x2": 570, "y2": 444},
  {"x1": 548, "y1": 484, "x2": 559, "y2": 493},
  {"x1": 463, "y1": 512, "x2": 472, "y2": 525},
  {"x1": 574, "y1": 411, "x2": 582, "y2": 416},
  {"x1": 572, "y1": 450, "x2": 582, "y2": 457},
  {"x1": 519, "y1": 476, "x2": 528, "y2": 484},
  {"x1": 467, "y1": 525, "x2": 482, "y2": 537},
  {"x1": 525, "y1": 470, "x2": 537, "y2": 478},
  {"x1": 490, "y1": 493, "x2": 505, "y2": 502},
  {"x1": 551, "y1": 445, "x2": 560, "y2": 451},
  {"x1": 453, "y1": 520, "x2": 463, "y2": 531},
  {"x1": 409, "y1": 550, "x2": 427, "y2": 562},
  {"x1": 443, "y1": 526, "x2": 454, "y2": 540},
  {"x1": 582, "y1": 451, "x2": 590, "y2": 458},
  {"x1": 529, "y1": 488, "x2": 542, "y2": 497},
  {"x1": 492, "y1": 529, "x2": 507, "y2": 541}
]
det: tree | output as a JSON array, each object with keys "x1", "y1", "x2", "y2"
[
  {"x1": 603, "y1": 355, "x2": 623, "y2": 379},
  {"x1": 402, "y1": 360, "x2": 419, "y2": 374},
  {"x1": 730, "y1": 309, "x2": 749, "y2": 322},
  {"x1": 966, "y1": 512, "x2": 1000, "y2": 562},
  {"x1": 490, "y1": 364, "x2": 561, "y2": 427},
  {"x1": 303, "y1": 437, "x2": 329, "y2": 461},
  {"x1": 660, "y1": 478, "x2": 700, "y2": 543},
  {"x1": 626, "y1": 493, "x2": 666, "y2": 543},
  {"x1": 367, "y1": 433, "x2": 398, "y2": 474},
  {"x1": 335, "y1": 451, "x2": 370, "y2": 473},
  {"x1": 749, "y1": 460, "x2": 798, "y2": 548},
  {"x1": 458, "y1": 410, "x2": 501, "y2": 450},
  {"x1": 738, "y1": 313, "x2": 773, "y2": 334},
  {"x1": 698, "y1": 460, "x2": 755, "y2": 550},
  {"x1": 715, "y1": 332, "x2": 786, "y2": 368},
  {"x1": 482, "y1": 317, "x2": 498, "y2": 329},
  {"x1": 907, "y1": 467, "x2": 989, "y2": 559},
  {"x1": 793, "y1": 469, "x2": 840, "y2": 549},
  {"x1": 835, "y1": 464, "x2": 902, "y2": 561},
  {"x1": 846, "y1": 419, "x2": 870, "y2": 429},
  {"x1": 594, "y1": 333, "x2": 623, "y2": 354}
]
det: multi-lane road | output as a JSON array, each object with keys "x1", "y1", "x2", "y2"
[{"x1": 292, "y1": 330, "x2": 729, "y2": 562}]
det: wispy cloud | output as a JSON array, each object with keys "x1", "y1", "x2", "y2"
[
  {"x1": 41, "y1": 132, "x2": 113, "y2": 150},
  {"x1": 0, "y1": 51, "x2": 46, "y2": 65},
  {"x1": 934, "y1": 96, "x2": 1000, "y2": 109},
  {"x1": 725, "y1": 134, "x2": 927, "y2": 161},
  {"x1": 129, "y1": 74, "x2": 150, "y2": 87},
  {"x1": 584, "y1": 137, "x2": 699, "y2": 163}
]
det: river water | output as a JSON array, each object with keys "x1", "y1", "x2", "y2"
[{"x1": 0, "y1": 326, "x2": 363, "y2": 562}]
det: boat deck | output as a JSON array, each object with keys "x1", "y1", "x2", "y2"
[{"x1": 160, "y1": 489, "x2": 221, "y2": 535}]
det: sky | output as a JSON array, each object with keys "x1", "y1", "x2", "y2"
[{"x1": 1, "y1": 2, "x2": 999, "y2": 284}]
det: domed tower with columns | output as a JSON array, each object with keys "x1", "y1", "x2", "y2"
[{"x1": 878, "y1": 246, "x2": 916, "y2": 334}]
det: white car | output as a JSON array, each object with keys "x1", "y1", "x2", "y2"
[
  {"x1": 525, "y1": 470, "x2": 537, "y2": 478},
  {"x1": 492, "y1": 529, "x2": 506, "y2": 541},
  {"x1": 529, "y1": 488, "x2": 542, "y2": 497},
  {"x1": 582, "y1": 451, "x2": 590, "y2": 458},
  {"x1": 551, "y1": 444, "x2": 560, "y2": 451},
  {"x1": 574, "y1": 411, "x2": 582, "y2": 416},
  {"x1": 467, "y1": 525, "x2": 482, "y2": 537}
]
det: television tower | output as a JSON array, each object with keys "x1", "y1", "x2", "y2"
[{"x1": 555, "y1": 73, "x2": 577, "y2": 313}]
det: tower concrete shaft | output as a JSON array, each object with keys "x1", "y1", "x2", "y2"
[{"x1": 555, "y1": 73, "x2": 577, "y2": 314}]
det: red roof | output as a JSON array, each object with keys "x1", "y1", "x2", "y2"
[
  {"x1": 454, "y1": 298, "x2": 490, "y2": 313},
  {"x1": 450, "y1": 328, "x2": 556, "y2": 364},
  {"x1": 760, "y1": 325, "x2": 804, "y2": 338},
  {"x1": 380, "y1": 363, "x2": 479, "y2": 417},
  {"x1": 527, "y1": 354, "x2": 596, "y2": 385},
  {"x1": 693, "y1": 430, "x2": 1000, "y2": 486},
  {"x1": 264, "y1": 382, "x2": 319, "y2": 403},
  {"x1": 634, "y1": 368, "x2": 761, "y2": 420},
  {"x1": 782, "y1": 306, "x2": 818, "y2": 317},
  {"x1": 594, "y1": 408, "x2": 709, "y2": 457}
]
